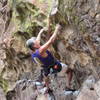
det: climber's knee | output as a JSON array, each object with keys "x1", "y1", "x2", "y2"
[
  {"x1": 60, "y1": 63, "x2": 69, "y2": 73},
  {"x1": 66, "y1": 68, "x2": 73, "y2": 74}
]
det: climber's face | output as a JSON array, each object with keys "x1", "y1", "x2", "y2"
[{"x1": 33, "y1": 41, "x2": 41, "y2": 49}]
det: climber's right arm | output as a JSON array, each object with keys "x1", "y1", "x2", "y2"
[{"x1": 39, "y1": 24, "x2": 61, "y2": 55}]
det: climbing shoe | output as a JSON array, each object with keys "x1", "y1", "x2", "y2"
[{"x1": 64, "y1": 87, "x2": 76, "y2": 92}]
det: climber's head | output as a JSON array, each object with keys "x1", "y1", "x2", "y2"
[{"x1": 26, "y1": 37, "x2": 40, "y2": 51}]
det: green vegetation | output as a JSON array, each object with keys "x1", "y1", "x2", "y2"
[
  {"x1": 0, "y1": 76, "x2": 8, "y2": 93},
  {"x1": 8, "y1": 0, "x2": 50, "y2": 38}
]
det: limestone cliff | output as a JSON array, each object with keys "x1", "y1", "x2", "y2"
[{"x1": 0, "y1": 0, "x2": 100, "y2": 100}]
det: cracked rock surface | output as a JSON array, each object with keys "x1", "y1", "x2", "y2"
[{"x1": 0, "y1": 0, "x2": 100, "y2": 100}]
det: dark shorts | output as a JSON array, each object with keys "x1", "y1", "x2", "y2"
[{"x1": 41, "y1": 63, "x2": 62, "y2": 77}]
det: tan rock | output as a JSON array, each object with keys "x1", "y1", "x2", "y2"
[
  {"x1": 0, "y1": 88, "x2": 6, "y2": 100},
  {"x1": 77, "y1": 88, "x2": 98, "y2": 100},
  {"x1": 94, "y1": 81, "x2": 100, "y2": 97},
  {"x1": 96, "y1": 14, "x2": 100, "y2": 21}
]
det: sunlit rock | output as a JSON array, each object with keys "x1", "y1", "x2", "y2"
[{"x1": 0, "y1": 87, "x2": 6, "y2": 100}]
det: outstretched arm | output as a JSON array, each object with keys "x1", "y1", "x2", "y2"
[
  {"x1": 36, "y1": 16, "x2": 51, "y2": 44},
  {"x1": 39, "y1": 24, "x2": 61, "y2": 54},
  {"x1": 35, "y1": 28, "x2": 44, "y2": 45}
]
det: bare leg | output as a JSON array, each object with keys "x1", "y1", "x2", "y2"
[
  {"x1": 66, "y1": 68, "x2": 73, "y2": 88},
  {"x1": 60, "y1": 63, "x2": 73, "y2": 89}
]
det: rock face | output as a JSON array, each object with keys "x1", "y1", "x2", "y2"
[
  {"x1": 0, "y1": 0, "x2": 100, "y2": 100},
  {"x1": 5, "y1": 79, "x2": 77, "y2": 100},
  {"x1": 77, "y1": 88, "x2": 98, "y2": 100},
  {"x1": 5, "y1": 77, "x2": 100, "y2": 100},
  {"x1": 6, "y1": 80, "x2": 36, "y2": 100},
  {"x1": 77, "y1": 78, "x2": 100, "y2": 100},
  {"x1": 0, "y1": 87, "x2": 6, "y2": 100},
  {"x1": 51, "y1": 0, "x2": 100, "y2": 76}
]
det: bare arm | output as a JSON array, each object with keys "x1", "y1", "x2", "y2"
[
  {"x1": 36, "y1": 16, "x2": 51, "y2": 44},
  {"x1": 35, "y1": 28, "x2": 44, "y2": 44},
  {"x1": 39, "y1": 24, "x2": 61, "y2": 54}
]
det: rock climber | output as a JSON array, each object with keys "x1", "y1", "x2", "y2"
[{"x1": 26, "y1": 24, "x2": 74, "y2": 91}]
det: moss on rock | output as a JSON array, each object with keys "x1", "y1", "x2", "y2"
[{"x1": 0, "y1": 76, "x2": 8, "y2": 93}]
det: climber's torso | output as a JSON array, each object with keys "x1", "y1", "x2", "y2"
[{"x1": 31, "y1": 50, "x2": 58, "y2": 67}]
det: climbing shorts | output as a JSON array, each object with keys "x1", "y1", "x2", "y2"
[
  {"x1": 41, "y1": 62, "x2": 69, "y2": 77},
  {"x1": 41, "y1": 63, "x2": 62, "y2": 76},
  {"x1": 50, "y1": 63, "x2": 62, "y2": 74}
]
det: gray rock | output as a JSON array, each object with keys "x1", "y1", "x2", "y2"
[
  {"x1": 76, "y1": 79, "x2": 100, "y2": 100},
  {"x1": 82, "y1": 75, "x2": 96, "y2": 89},
  {"x1": 94, "y1": 81, "x2": 100, "y2": 97},
  {"x1": 76, "y1": 88, "x2": 98, "y2": 100},
  {"x1": 0, "y1": 87, "x2": 6, "y2": 100}
]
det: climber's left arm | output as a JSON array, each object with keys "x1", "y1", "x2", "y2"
[{"x1": 35, "y1": 28, "x2": 44, "y2": 44}]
